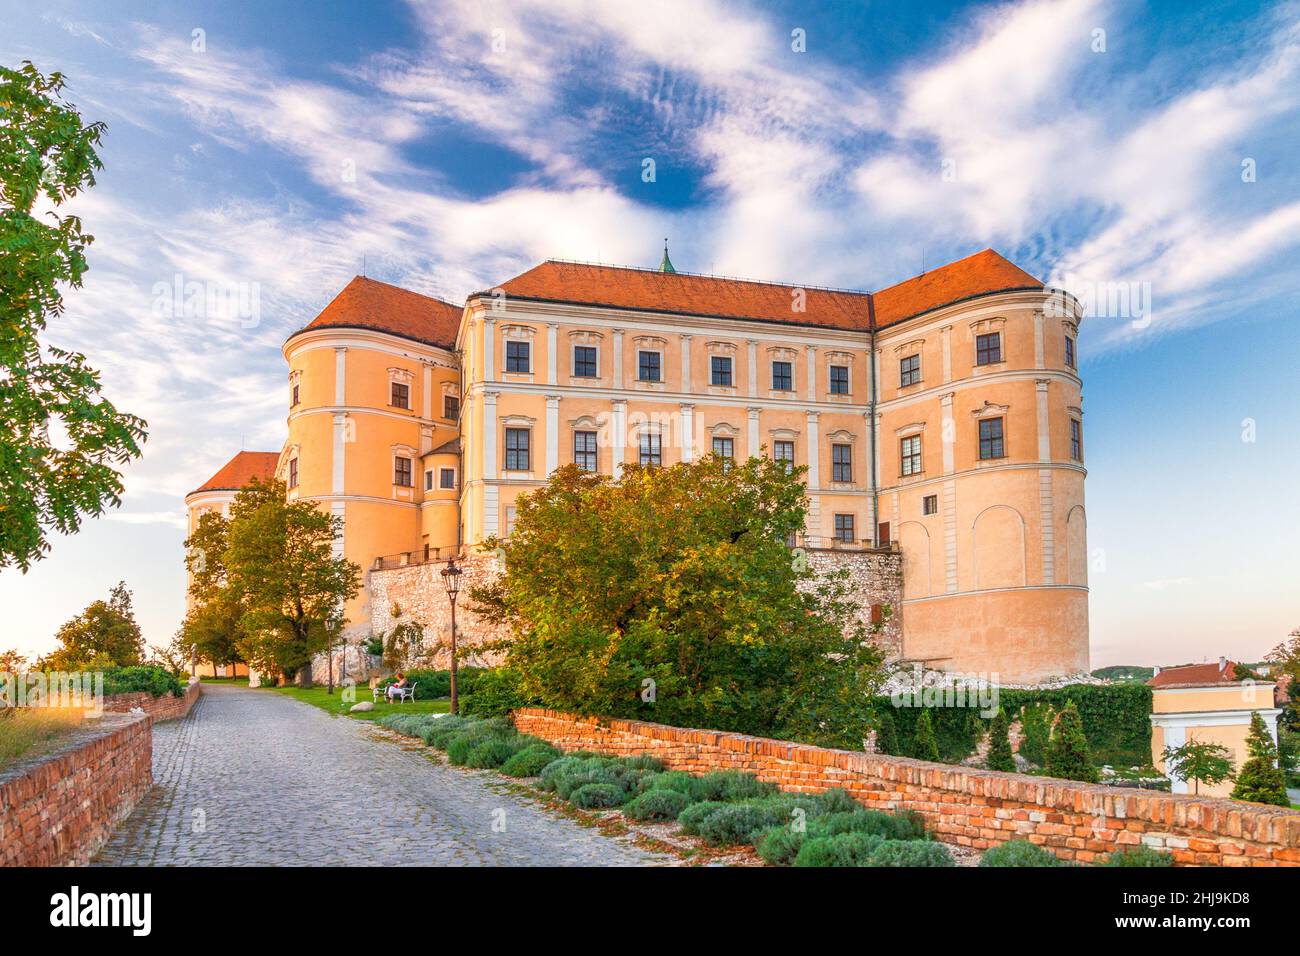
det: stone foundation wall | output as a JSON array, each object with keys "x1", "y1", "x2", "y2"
[
  {"x1": 101, "y1": 677, "x2": 201, "y2": 721},
  {"x1": 364, "y1": 552, "x2": 510, "y2": 670},
  {"x1": 801, "y1": 546, "x2": 903, "y2": 657},
  {"x1": 0, "y1": 712, "x2": 152, "y2": 866},
  {"x1": 513, "y1": 708, "x2": 1300, "y2": 867}
]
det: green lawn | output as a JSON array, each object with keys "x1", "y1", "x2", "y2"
[
  {"x1": 268, "y1": 684, "x2": 451, "y2": 721},
  {"x1": 199, "y1": 676, "x2": 249, "y2": 685}
]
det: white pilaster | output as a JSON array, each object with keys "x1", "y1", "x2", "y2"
[
  {"x1": 680, "y1": 335, "x2": 692, "y2": 392},
  {"x1": 1034, "y1": 311, "x2": 1045, "y2": 369},
  {"x1": 484, "y1": 317, "x2": 496, "y2": 382},
  {"x1": 1036, "y1": 379, "x2": 1051, "y2": 461},
  {"x1": 334, "y1": 347, "x2": 347, "y2": 405},
  {"x1": 483, "y1": 391, "x2": 499, "y2": 479},
  {"x1": 612, "y1": 399, "x2": 627, "y2": 475},
  {"x1": 747, "y1": 407, "x2": 761, "y2": 457},
  {"x1": 546, "y1": 323, "x2": 558, "y2": 385},
  {"x1": 545, "y1": 395, "x2": 560, "y2": 476},
  {"x1": 612, "y1": 328, "x2": 624, "y2": 389},
  {"x1": 679, "y1": 403, "x2": 695, "y2": 462},
  {"x1": 805, "y1": 346, "x2": 817, "y2": 402},
  {"x1": 943, "y1": 479, "x2": 958, "y2": 593},
  {"x1": 941, "y1": 391, "x2": 955, "y2": 476},
  {"x1": 747, "y1": 340, "x2": 758, "y2": 398},
  {"x1": 941, "y1": 326, "x2": 952, "y2": 384},
  {"x1": 805, "y1": 411, "x2": 820, "y2": 489},
  {"x1": 421, "y1": 363, "x2": 432, "y2": 419}
]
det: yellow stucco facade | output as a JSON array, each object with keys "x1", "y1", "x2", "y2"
[{"x1": 186, "y1": 250, "x2": 1091, "y2": 683}]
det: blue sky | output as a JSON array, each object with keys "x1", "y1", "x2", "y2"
[{"x1": 2, "y1": 0, "x2": 1298, "y2": 669}]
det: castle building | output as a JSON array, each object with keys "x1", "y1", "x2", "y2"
[{"x1": 186, "y1": 248, "x2": 1089, "y2": 683}]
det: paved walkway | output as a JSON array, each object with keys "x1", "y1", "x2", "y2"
[{"x1": 94, "y1": 684, "x2": 667, "y2": 866}]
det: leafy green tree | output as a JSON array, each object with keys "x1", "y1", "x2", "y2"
[
  {"x1": 224, "y1": 479, "x2": 360, "y2": 689},
  {"x1": 40, "y1": 581, "x2": 143, "y2": 669},
  {"x1": 1045, "y1": 701, "x2": 1098, "y2": 782},
  {"x1": 986, "y1": 707, "x2": 1016, "y2": 772},
  {"x1": 0, "y1": 62, "x2": 146, "y2": 571},
  {"x1": 471, "y1": 457, "x2": 883, "y2": 746},
  {"x1": 1230, "y1": 712, "x2": 1290, "y2": 806},
  {"x1": 912, "y1": 709, "x2": 940, "y2": 762},
  {"x1": 0, "y1": 647, "x2": 29, "y2": 672},
  {"x1": 874, "y1": 710, "x2": 899, "y2": 755},
  {"x1": 1162, "y1": 739, "x2": 1234, "y2": 795},
  {"x1": 179, "y1": 509, "x2": 243, "y2": 674}
]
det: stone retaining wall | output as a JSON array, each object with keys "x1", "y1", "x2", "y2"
[
  {"x1": 102, "y1": 676, "x2": 201, "y2": 722},
  {"x1": 514, "y1": 708, "x2": 1300, "y2": 867},
  {"x1": 0, "y1": 712, "x2": 152, "y2": 866}
]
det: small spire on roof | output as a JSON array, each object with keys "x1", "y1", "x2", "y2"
[{"x1": 659, "y1": 238, "x2": 676, "y2": 274}]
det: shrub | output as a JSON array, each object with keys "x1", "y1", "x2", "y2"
[
  {"x1": 622, "y1": 754, "x2": 665, "y2": 772},
  {"x1": 979, "y1": 839, "x2": 1062, "y2": 867},
  {"x1": 1231, "y1": 712, "x2": 1290, "y2": 806},
  {"x1": 867, "y1": 839, "x2": 954, "y2": 867},
  {"x1": 102, "y1": 666, "x2": 184, "y2": 698},
  {"x1": 623, "y1": 788, "x2": 690, "y2": 822},
  {"x1": 1046, "y1": 701, "x2": 1099, "y2": 783},
  {"x1": 687, "y1": 770, "x2": 775, "y2": 803},
  {"x1": 912, "y1": 710, "x2": 940, "y2": 762},
  {"x1": 696, "y1": 803, "x2": 787, "y2": 846},
  {"x1": 1105, "y1": 845, "x2": 1175, "y2": 867},
  {"x1": 465, "y1": 738, "x2": 521, "y2": 769},
  {"x1": 554, "y1": 760, "x2": 629, "y2": 799},
  {"x1": 794, "y1": 832, "x2": 885, "y2": 867},
  {"x1": 500, "y1": 745, "x2": 562, "y2": 777},
  {"x1": 538, "y1": 756, "x2": 588, "y2": 792},
  {"x1": 985, "y1": 708, "x2": 1015, "y2": 772},
  {"x1": 460, "y1": 667, "x2": 531, "y2": 718},
  {"x1": 677, "y1": 801, "x2": 731, "y2": 835},
  {"x1": 569, "y1": 783, "x2": 626, "y2": 809},
  {"x1": 756, "y1": 826, "x2": 806, "y2": 866},
  {"x1": 815, "y1": 809, "x2": 926, "y2": 842},
  {"x1": 1018, "y1": 702, "x2": 1053, "y2": 767},
  {"x1": 874, "y1": 711, "x2": 898, "y2": 756},
  {"x1": 642, "y1": 770, "x2": 694, "y2": 795}
]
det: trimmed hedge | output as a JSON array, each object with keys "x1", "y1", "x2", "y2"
[{"x1": 102, "y1": 666, "x2": 185, "y2": 698}]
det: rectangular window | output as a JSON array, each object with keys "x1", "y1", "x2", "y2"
[
  {"x1": 899, "y1": 354, "x2": 921, "y2": 387},
  {"x1": 979, "y1": 417, "x2": 1005, "y2": 460},
  {"x1": 1065, "y1": 336, "x2": 1076, "y2": 369},
  {"x1": 394, "y1": 456, "x2": 413, "y2": 487},
  {"x1": 439, "y1": 468, "x2": 456, "y2": 489},
  {"x1": 829, "y1": 365, "x2": 849, "y2": 395},
  {"x1": 573, "y1": 430, "x2": 598, "y2": 472},
  {"x1": 1070, "y1": 419, "x2": 1082, "y2": 461},
  {"x1": 639, "y1": 433, "x2": 662, "y2": 467},
  {"x1": 771, "y1": 361, "x2": 793, "y2": 391},
  {"x1": 923, "y1": 494, "x2": 938, "y2": 515},
  {"x1": 773, "y1": 440, "x2": 795, "y2": 474},
  {"x1": 505, "y1": 340, "x2": 530, "y2": 373},
  {"x1": 390, "y1": 381, "x2": 410, "y2": 409},
  {"x1": 444, "y1": 395, "x2": 460, "y2": 419},
  {"x1": 573, "y1": 345, "x2": 598, "y2": 377},
  {"x1": 424, "y1": 469, "x2": 433, "y2": 491},
  {"x1": 710, "y1": 355, "x2": 733, "y2": 387},
  {"x1": 504, "y1": 427, "x2": 531, "y2": 471},
  {"x1": 288, "y1": 458, "x2": 298, "y2": 489},
  {"x1": 712, "y1": 437, "x2": 734, "y2": 467},
  {"x1": 832, "y1": 443, "x2": 853, "y2": 483},
  {"x1": 900, "y1": 435, "x2": 922, "y2": 476},
  {"x1": 975, "y1": 332, "x2": 1002, "y2": 366},
  {"x1": 834, "y1": 513, "x2": 855, "y2": 543},
  {"x1": 291, "y1": 384, "x2": 300, "y2": 407},
  {"x1": 638, "y1": 350, "x2": 661, "y2": 382}
]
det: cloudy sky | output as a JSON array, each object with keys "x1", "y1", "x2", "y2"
[{"x1": 3, "y1": 0, "x2": 1298, "y2": 669}]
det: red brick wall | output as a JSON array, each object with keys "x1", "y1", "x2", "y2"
[
  {"x1": 514, "y1": 708, "x2": 1300, "y2": 867},
  {"x1": 102, "y1": 677, "x2": 201, "y2": 722},
  {"x1": 0, "y1": 712, "x2": 152, "y2": 866}
]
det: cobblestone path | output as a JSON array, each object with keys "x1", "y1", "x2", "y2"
[{"x1": 94, "y1": 684, "x2": 667, "y2": 866}]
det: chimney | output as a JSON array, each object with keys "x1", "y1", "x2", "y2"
[
  {"x1": 1152, "y1": 665, "x2": 1161, "y2": 676},
  {"x1": 1219, "y1": 656, "x2": 1227, "y2": 673}
]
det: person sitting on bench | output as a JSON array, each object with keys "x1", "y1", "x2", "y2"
[{"x1": 386, "y1": 673, "x2": 408, "y2": 700}]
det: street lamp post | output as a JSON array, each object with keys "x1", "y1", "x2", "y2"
[{"x1": 440, "y1": 556, "x2": 464, "y2": 715}]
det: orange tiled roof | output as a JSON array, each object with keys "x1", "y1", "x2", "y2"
[
  {"x1": 294, "y1": 276, "x2": 462, "y2": 349},
  {"x1": 190, "y1": 451, "x2": 280, "y2": 496},
  {"x1": 872, "y1": 248, "x2": 1043, "y2": 328},
  {"x1": 485, "y1": 248, "x2": 1041, "y2": 332},
  {"x1": 1148, "y1": 660, "x2": 1239, "y2": 687},
  {"x1": 492, "y1": 261, "x2": 872, "y2": 331}
]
